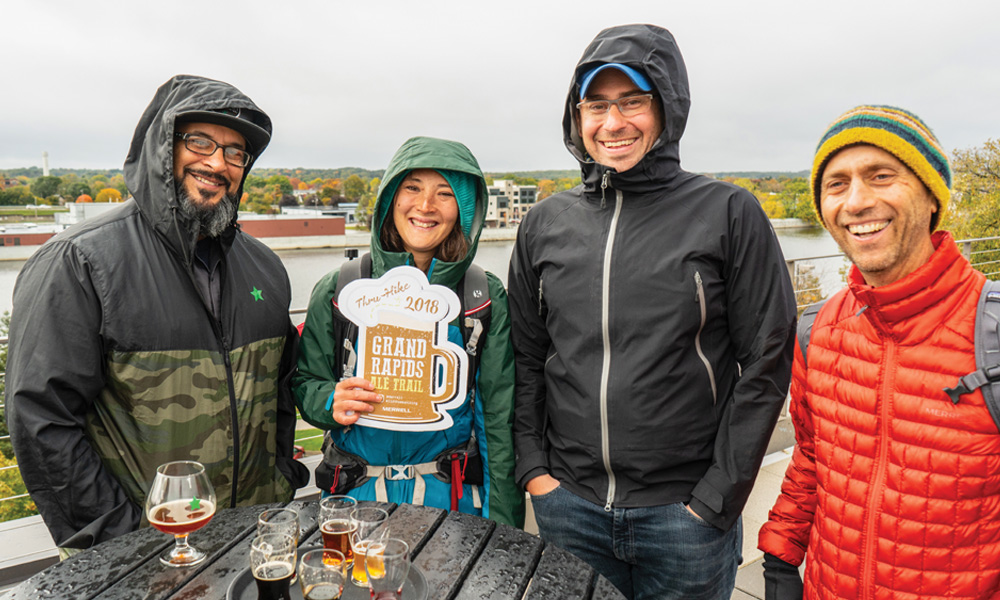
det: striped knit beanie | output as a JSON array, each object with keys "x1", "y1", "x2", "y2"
[{"x1": 811, "y1": 105, "x2": 951, "y2": 231}]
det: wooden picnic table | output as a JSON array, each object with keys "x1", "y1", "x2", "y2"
[{"x1": 7, "y1": 499, "x2": 626, "y2": 599}]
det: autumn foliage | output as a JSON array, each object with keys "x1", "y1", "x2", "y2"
[{"x1": 95, "y1": 188, "x2": 123, "y2": 203}]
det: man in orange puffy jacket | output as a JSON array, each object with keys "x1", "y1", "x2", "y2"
[{"x1": 758, "y1": 105, "x2": 1000, "y2": 599}]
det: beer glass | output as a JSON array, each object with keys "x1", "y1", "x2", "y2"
[
  {"x1": 365, "y1": 538, "x2": 410, "y2": 600},
  {"x1": 299, "y1": 549, "x2": 346, "y2": 600},
  {"x1": 258, "y1": 507, "x2": 301, "y2": 542},
  {"x1": 319, "y1": 496, "x2": 358, "y2": 565},
  {"x1": 145, "y1": 461, "x2": 217, "y2": 567},
  {"x1": 250, "y1": 533, "x2": 297, "y2": 600},
  {"x1": 349, "y1": 507, "x2": 388, "y2": 587}
]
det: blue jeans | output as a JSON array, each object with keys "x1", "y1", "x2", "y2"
[{"x1": 530, "y1": 485, "x2": 742, "y2": 600}]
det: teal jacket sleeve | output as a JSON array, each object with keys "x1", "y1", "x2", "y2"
[
  {"x1": 293, "y1": 269, "x2": 344, "y2": 430},
  {"x1": 474, "y1": 273, "x2": 526, "y2": 528}
]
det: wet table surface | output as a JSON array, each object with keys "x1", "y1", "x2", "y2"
[{"x1": 8, "y1": 500, "x2": 626, "y2": 600}]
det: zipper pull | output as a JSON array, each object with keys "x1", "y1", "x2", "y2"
[
  {"x1": 537, "y1": 279, "x2": 544, "y2": 316},
  {"x1": 604, "y1": 499, "x2": 613, "y2": 512},
  {"x1": 600, "y1": 170, "x2": 610, "y2": 209},
  {"x1": 694, "y1": 271, "x2": 703, "y2": 302}
]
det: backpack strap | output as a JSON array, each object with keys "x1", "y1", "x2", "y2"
[
  {"x1": 457, "y1": 263, "x2": 492, "y2": 392},
  {"x1": 943, "y1": 281, "x2": 1000, "y2": 429},
  {"x1": 797, "y1": 299, "x2": 829, "y2": 369},
  {"x1": 334, "y1": 252, "x2": 371, "y2": 299},
  {"x1": 331, "y1": 253, "x2": 371, "y2": 381}
]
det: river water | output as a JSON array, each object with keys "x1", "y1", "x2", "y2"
[{"x1": 0, "y1": 227, "x2": 842, "y2": 317}]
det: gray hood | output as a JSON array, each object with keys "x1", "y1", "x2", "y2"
[
  {"x1": 563, "y1": 24, "x2": 691, "y2": 192},
  {"x1": 123, "y1": 74, "x2": 272, "y2": 261}
]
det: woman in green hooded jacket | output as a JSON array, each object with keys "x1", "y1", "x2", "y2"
[{"x1": 294, "y1": 136, "x2": 524, "y2": 527}]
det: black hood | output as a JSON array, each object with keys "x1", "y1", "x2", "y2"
[
  {"x1": 562, "y1": 24, "x2": 691, "y2": 192},
  {"x1": 123, "y1": 74, "x2": 272, "y2": 261}
]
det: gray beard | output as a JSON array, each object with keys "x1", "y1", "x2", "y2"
[{"x1": 175, "y1": 179, "x2": 238, "y2": 239}]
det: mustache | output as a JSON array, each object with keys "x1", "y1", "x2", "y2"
[{"x1": 184, "y1": 167, "x2": 231, "y2": 188}]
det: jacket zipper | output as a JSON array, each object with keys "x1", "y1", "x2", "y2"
[
  {"x1": 861, "y1": 338, "x2": 895, "y2": 599},
  {"x1": 600, "y1": 170, "x2": 609, "y2": 209},
  {"x1": 600, "y1": 171, "x2": 622, "y2": 512},
  {"x1": 537, "y1": 278, "x2": 544, "y2": 316},
  {"x1": 216, "y1": 258, "x2": 240, "y2": 509},
  {"x1": 693, "y1": 272, "x2": 718, "y2": 404},
  {"x1": 191, "y1": 250, "x2": 241, "y2": 510},
  {"x1": 223, "y1": 339, "x2": 240, "y2": 509}
]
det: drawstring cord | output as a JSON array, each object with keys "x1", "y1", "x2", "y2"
[
  {"x1": 449, "y1": 452, "x2": 469, "y2": 511},
  {"x1": 331, "y1": 464, "x2": 342, "y2": 495}
]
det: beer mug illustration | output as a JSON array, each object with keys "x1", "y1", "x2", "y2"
[{"x1": 340, "y1": 266, "x2": 469, "y2": 431}]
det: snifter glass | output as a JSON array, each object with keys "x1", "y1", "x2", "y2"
[{"x1": 145, "y1": 461, "x2": 217, "y2": 567}]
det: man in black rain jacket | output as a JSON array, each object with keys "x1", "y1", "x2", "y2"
[
  {"x1": 6, "y1": 75, "x2": 308, "y2": 554},
  {"x1": 508, "y1": 24, "x2": 796, "y2": 599}
]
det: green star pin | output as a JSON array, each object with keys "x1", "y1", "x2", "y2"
[
  {"x1": 188, "y1": 496, "x2": 201, "y2": 511},
  {"x1": 251, "y1": 287, "x2": 263, "y2": 301}
]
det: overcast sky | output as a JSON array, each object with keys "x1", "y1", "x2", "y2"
[{"x1": 3, "y1": 0, "x2": 998, "y2": 175}]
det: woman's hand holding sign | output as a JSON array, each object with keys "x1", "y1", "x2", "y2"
[{"x1": 332, "y1": 377, "x2": 383, "y2": 426}]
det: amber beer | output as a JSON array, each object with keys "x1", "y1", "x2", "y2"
[
  {"x1": 147, "y1": 498, "x2": 216, "y2": 535},
  {"x1": 321, "y1": 519, "x2": 357, "y2": 564},
  {"x1": 350, "y1": 540, "x2": 379, "y2": 586}
]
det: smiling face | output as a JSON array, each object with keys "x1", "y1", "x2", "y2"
[
  {"x1": 577, "y1": 68, "x2": 662, "y2": 173},
  {"x1": 391, "y1": 169, "x2": 460, "y2": 271},
  {"x1": 819, "y1": 144, "x2": 938, "y2": 287},
  {"x1": 173, "y1": 121, "x2": 246, "y2": 209}
]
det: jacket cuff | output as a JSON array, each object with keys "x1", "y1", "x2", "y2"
[
  {"x1": 278, "y1": 456, "x2": 310, "y2": 490},
  {"x1": 517, "y1": 466, "x2": 550, "y2": 490},
  {"x1": 689, "y1": 479, "x2": 729, "y2": 530},
  {"x1": 514, "y1": 448, "x2": 548, "y2": 488}
]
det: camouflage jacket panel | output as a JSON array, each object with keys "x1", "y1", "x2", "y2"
[
  {"x1": 90, "y1": 336, "x2": 292, "y2": 510},
  {"x1": 6, "y1": 200, "x2": 301, "y2": 549}
]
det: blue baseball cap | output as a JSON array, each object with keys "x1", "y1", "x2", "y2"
[{"x1": 579, "y1": 63, "x2": 652, "y2": 99}]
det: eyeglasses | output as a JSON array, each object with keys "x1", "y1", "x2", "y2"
[
  {"x1": 174, "y1": 133, "x2": 252, "y2": 168},
  {"x1": 576, "y1": 94, "x2": 654, "y2": 118}
]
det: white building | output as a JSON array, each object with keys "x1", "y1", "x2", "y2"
[
  {"x1": 55, "y1": 201, "x2": 124, "y2": 227},
  {"x1": 282, "y1": 204, "x2": 359, "y2": 225},
  {"x1": 486, "y1": 180, "x2": 537, "y2": 228}
]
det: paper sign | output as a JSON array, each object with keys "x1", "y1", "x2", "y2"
[{"x1": 338, "y1": 266, "x2": 469, "y2": 431}]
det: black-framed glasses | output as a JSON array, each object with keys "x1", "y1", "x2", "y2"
[
  {"x1": 576, "y1": 94, "x2": 654, "y2": 118},
  {"x1": 174, "y1": 133, "x2": 252, "y2": 168}
]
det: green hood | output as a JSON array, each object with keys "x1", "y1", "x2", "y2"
[{"x1": 371, "y1": 136, "x2": 487, "y2": 289}]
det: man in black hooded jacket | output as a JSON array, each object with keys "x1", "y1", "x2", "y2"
[
  {"x1": 6, "y1": 75, "x2": 308, "y2": 554},
  {"x1": 508, "y1": 24, "x2": 796, "y2": 599}
]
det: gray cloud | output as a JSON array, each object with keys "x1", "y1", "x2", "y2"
[{"x1": 4, "y1": 0, "x2": 997, "y2": 174}]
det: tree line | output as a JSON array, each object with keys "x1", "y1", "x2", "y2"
[
  {"x1": 3, "y1": 139, "x2": 999, "y2": 241},
  {"x1": 0, "y1": 172, "x2": 127, "y2": 206}
]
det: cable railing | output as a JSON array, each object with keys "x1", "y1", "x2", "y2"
[{"x1": 1, "y1": 235, "x2": 999, "y2": 517}]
